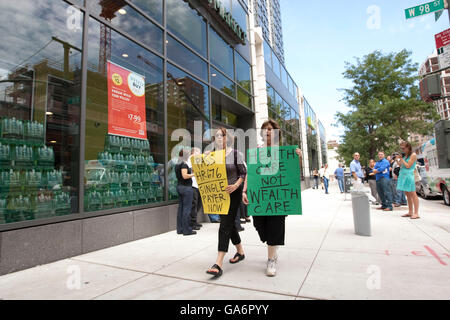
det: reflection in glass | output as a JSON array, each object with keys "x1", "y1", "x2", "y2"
[
  {"x1": 272, "y1": 53, "x2": 281, "y2": 79},
  {"x1": 85, "y1": 18, "x2": 165, "y2": 211},
  {"x1": 88, "y1": 0, "x2": 163, "y2": 54},
  {"x1": 232, "y1": 0, "x2": 247, "y2": 31},
  {"x1": 166, "y1": 0, "x2": 207, "y2": 57},
  {"x1": 237, "y1": 86, "x2": 252, "y2": 110},
  {"x1": 129, "y1": 0, "x2": 163, "y2": 24},
  {"x1": 281, "y1": 66, "x2": 288, "y2": 88},
  {"x1": 211, "y1": 67, "x2": 235, "y2": 99},
  {"x1": 274, "y1": 91, "x2": 283, "y2": 119},
  {"x1": 167, "y1": 35, "x2": 208, "y2": 82},
  {"x1": 235, "y1": 52, "x2": 252, "y2": 93},
  {"x1": 167, "y1": 63, "x2": 209, "y2": 200},
  {"x1": 263, "y1": 41, "x2": 272, "y2": 69},
  {"x1": 212, "y1": 89, "x2": 238, "y2": 127},
  {"x1": 209, "y1": 27, "x2": 234, "y2": 79},
  {"x1": 266, "y1": 84, "x2": 274, "y2": 110},
  {"x1": 0, "y1": 0, "x2": 82, "y2": 223}
]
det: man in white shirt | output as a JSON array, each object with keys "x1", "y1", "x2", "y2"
[
  {"x1": 318, "y1": 166, "x2": 325, "y2": 190},
  {"x1": 322, "y1": 164, "x2": 330, "y2": 194}
]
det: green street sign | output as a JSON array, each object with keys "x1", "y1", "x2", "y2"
[{"x1": 405, "y1": 0, "x2": 445, "y2": 19}]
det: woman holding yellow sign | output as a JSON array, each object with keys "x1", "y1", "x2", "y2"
[
  {"x1": 206, "y1": 128, "x2": 247, "y2": 279},
  {"x1": 242, "y1": 120, "x2": 302, "y2": 277}
]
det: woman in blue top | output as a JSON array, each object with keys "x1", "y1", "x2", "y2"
[{"x1": 395, "y1": 141, "x2": 420, "y2": 219}]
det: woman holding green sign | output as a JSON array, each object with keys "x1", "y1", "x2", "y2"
[
  {"x1": 206, "y1": 127, "x2": 247, "y2": 279},
  {"x1": 242, "y1": 120, "x2": 302, "y2": 277}
]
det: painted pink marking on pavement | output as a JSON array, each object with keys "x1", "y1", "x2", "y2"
[{"x1": 424, "y1": 246, "x2": 447, "y2": 266}]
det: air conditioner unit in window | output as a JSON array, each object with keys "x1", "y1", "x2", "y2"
[{"x1": 420, "y1": 74, "x2": 442, "y2": 102}]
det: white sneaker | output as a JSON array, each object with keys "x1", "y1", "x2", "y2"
[{"x1": 266, "y1": 259, "x2": 277, "y2": 277}]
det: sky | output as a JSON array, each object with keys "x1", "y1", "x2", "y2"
[{"x1": 281, "y1": 0, "x2": 450, "y2": 142}]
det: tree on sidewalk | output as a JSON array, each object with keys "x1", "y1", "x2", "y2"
[{"x1": 335, "y1": 50, "x2": 440, "y2": 165}]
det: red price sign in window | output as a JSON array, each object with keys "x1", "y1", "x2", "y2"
[{"x1": 107, "y1": 61, "x2": 147, "y2": 139}]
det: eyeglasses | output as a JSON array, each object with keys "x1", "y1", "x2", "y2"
[{"x1": 215, "y1": 133, "x2": 224, "y2": 138}]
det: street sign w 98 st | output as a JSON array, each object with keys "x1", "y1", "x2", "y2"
[{"x1": 405, "y1": 0, "x2": 445, "y2": 19}]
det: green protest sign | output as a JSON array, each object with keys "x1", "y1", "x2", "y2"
[{"x1": 246, "y1": 146, "x2": 302, "y2": 216}]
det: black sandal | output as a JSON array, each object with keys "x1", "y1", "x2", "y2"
[
  {"x1": 206, "y1": 264, "x2": 223, "y2": 278},
  {"x1": 229, "y1": 253, "x2": 245, "y2": 264}
]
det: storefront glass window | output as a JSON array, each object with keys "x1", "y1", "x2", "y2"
[
  {"x1": 166, "y1": 0, "x2": 207, "y2": 57},
  {"x1": 85, "y1": 19, "x2": 165, "y2": 212},
  {"x1": 167, "y1": 35, "x2": 208, "y2": 82},
  {"x1": 0, "y1": 0, "x2": 83, "y2": 223},
  {"x1": 211, "y1": 67, "x2": 235, "y2": 99},
  {"x1": 237, "y1": 86, "x2": 252, "y2": 110},
  {"x1": 87, "y1": 0, "x2": 163, "y2": 54},
  {"x1": 212, "y1": 90, "x2": 238, "y2": 127},
  {"x1": 209, "y1": 27, "x2": 234, "y2": 79},
  {"x1": 235, "y1": 52, "x2": 252, "y2": 94},
  {"x1": 167, "y1": 63, "x2": 209, "y2": 200},
  {"x1": 129, "y1": 0, "x2": 163, "y2": 24}
]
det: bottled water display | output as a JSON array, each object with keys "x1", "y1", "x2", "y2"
[
  {"x1": 0, "y1": 117, "x2": 72, "y2": 224},
  {"x1": 84, "y1": 134, "x2": 163, "y2": 211}
]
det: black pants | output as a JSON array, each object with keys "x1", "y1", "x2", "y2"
[
  {"x1": 253, "y1": 215, "x2": 286, "y2": 246},
  {"x1": 190, "y1": 187, "x2": 202, "y2": 227},
  {"x1": 239, "y1": 202, "x2": 248, "y2": 218},
  {"x1": 176, "y1": 185, "x2": 193, "y2": 235},
  {"x1": 218, "y1": 189, "x2": 242, "y2": 252}
]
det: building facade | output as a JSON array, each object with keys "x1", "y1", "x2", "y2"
[
  {"x1": 252, "y1": 0, "x2": 284, "y2": 64},
  {"x1": 420, "y1": 52, "x2": 450, "y2": 121},
  {"x1": 0, "y1": 0, "x2": 325, "y2": 275}
]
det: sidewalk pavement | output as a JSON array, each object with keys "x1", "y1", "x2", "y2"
[{"x1": 0, "y1": 182, "x2": 449, "y2": 300}]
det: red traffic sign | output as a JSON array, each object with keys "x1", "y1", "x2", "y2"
[{"x1": 435, "y1": 28, "x2": 450, "y2": 49}]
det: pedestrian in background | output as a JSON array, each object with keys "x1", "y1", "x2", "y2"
[
  {"x1": 313, "y1": 168, "x2": 320, "y2": 189},
  {"x1": 350, "y1": 152, "x2": 364, "y2": 189},
  {"x1": 175, "y1": 148, "x2": 197, "y2": 236},
  {"x1": 187, "y1": 147, "x2": 203, "y2": 231},
  {"x1": 206, "y1": 128, "x2": 247, "y2": 279},
  {"x1": 365, "y1": 159, "x2": 380, "y2": 205},
  {"x1": 334, "y1": 163, "x2": 345, "y2": 193},
  {"x1": 391, "y1": 152, "x2": 407, "y2": 207},
  {"x1": 322, "y1": 164, "x2": 330, "y2": 194},
  {"x1": 319, "y1": 165, "x2": 325, "y2": 190},
  {"x1": 396, "y1": 142, "x2": 420, "y2": 219},
  {"x1": 373, "y1": 151, "x2": 393, "y2": 212}
]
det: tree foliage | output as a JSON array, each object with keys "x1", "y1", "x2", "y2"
[{"x1": 336, "y1": 50, "x2": 440, "y2": 166}]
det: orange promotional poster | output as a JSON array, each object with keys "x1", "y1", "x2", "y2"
[{"x1": 107, "y1": 61, "x2": 147, "y2": 139}]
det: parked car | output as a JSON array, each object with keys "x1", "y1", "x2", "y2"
[
  {"x1": 416, "y1": 165, "x2": 441, "y2": 199},
  {"x1": 420, "y1": 138, "x2": 450, "y2": 206}
]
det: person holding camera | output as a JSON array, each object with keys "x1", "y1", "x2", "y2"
[{"x1": 396, "y1": 142, "x2": 420, "y2": 219}]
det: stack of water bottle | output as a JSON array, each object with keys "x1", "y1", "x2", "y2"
[
  {"x1": 84, "y1": 134, "x2": 163, "y2": 212},
  {"x1": 0, "y1": 117, "x2": 71, "y2": 224}
]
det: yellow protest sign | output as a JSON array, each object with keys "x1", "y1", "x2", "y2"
[{"x1": 191, "y1": 150, "x2": 230, "y2": 215}]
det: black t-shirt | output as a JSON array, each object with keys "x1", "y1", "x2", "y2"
[
  {"x1": 175, "y1": 161, "x2": 192, "y2": 186},
  {"x1": 365, "y1": 167, "x2": 376, "y2": 181}
]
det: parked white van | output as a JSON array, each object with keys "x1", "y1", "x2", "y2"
[{"x1": 420, "y1": 139, "x2": 450, "y2": 206}]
